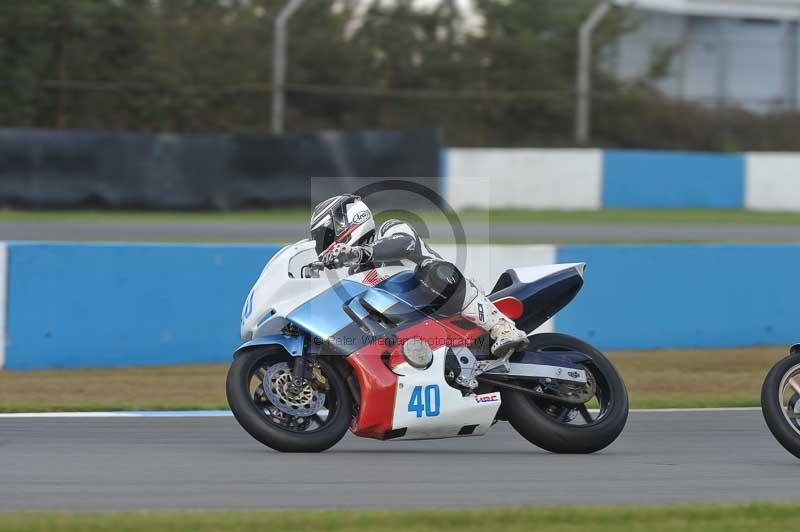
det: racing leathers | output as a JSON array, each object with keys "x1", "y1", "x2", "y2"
[{"x1": 322, "y1": 219, "x2": 529, "y2": 358}]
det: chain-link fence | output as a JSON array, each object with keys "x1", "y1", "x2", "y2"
[{"x1": 2, "y1": 0, "x2": 800, "y2": 151}]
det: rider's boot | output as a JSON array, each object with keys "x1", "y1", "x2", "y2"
[{"x1": 460, "y1": 280, "x2": 529, "y2": 358}]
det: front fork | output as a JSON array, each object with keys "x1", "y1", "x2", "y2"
[
  {"x1": 289, "y1": 336, "x2": 310, "y2": 393},
  {"x1": 289, "y1": 338, "x2": 331, "y2": 396}
]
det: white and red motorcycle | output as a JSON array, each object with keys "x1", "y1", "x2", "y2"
[{"x1": 226, "y1": 240, "x2": 629, "y2": 453}]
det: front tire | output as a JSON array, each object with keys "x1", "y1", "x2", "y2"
[
  {"x1": 502, "y1": 333, "x2": 629, "y2": 454},
  {"x1": 226, "y1": 349, "x2": 353, "y2": 453},
  {"x1": 761, "y1": 351, "x2": 800, "y2": 459}
]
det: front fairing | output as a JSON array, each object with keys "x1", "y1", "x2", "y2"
[
  {"x1": 240, "y1": 240, "x2": 329, "y2": 340},
  {"x1": 239, "y1": 240, "x2": 413, "y2": 343}
]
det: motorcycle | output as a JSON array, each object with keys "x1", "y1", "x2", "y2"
[
  {"x1": 227, "y1": 239, "x2": 629, "y2": 453},
  {"x1": 762, "y1": 344, "x2": 800, "y2": 458}
]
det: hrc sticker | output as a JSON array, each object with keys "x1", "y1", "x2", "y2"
[{"x1": 475, "y1": 392, "x2": 501, "y2": 404}]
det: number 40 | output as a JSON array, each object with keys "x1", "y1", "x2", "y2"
[{"x1": 407, "y1": 385, "x2": 440, "y2": 418}]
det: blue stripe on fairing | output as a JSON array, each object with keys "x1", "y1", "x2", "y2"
[
  {"x1": 287, "y1": 280, "x2": 369, "y2": 341},
  {"x1": 555, "y1": 243, "x2": 800, "y2": 350},
  {"x1": 602, "y1": 150, "x2": 744, "y2": 208}
]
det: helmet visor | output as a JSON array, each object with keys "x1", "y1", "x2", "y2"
[
  {"x1": 311, "y1": 221, "x2": 336, "y2": 255},
  {"x1": 310, "y1": 195, "x2": 361, "y2": 254},
  {"x1": 331, "y1": 203, "x2": 348, "y2": 236}
]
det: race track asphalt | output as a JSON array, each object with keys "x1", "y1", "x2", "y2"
[
  {"x1": 3, "y1": 220, "x2": 800, "y2": 243},
  {"x1": 0, "y1": 409, "x2": 796, "y2": 511}
]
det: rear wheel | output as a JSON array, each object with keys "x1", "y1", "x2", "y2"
[
  {"x1": 226, "y1": 348, "x2": 353, "y2": 453},
  {"x1": 761, "y1": 352, "x2": 800, "y2": 459},
  {"x1": 502, "y1": 333, "x2": 628, "y2": 454}
]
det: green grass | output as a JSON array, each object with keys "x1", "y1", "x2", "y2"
[
  {"x1": 624, "y1": 397, "x2": 760, "y2": 409},
  {"x1": 6, "y1": 208, "x2": 798, "y2": 244},
  {"x1": 464, "y1": 208, "x2": 800, "y2": 225},
  {"x1": 0, "y1": 402, "x2": 228, "y2": 413},
  {"x1": 0, "y1": 208, "x2": 312, "y2": 223},
  {"x1": 1, "y1": 503, "x2": 797, "y2": 532},
  {"x1": 5, "y1": 208, "x2": 800, "y2": 226}
]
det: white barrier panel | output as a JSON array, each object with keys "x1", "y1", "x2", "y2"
[
  {"x1": 745, "y1": 153, "x2": 800, "y2": 211},
  {"x1": 0, "y1": 243, "x2": 6, "y2": 369},
  {"x1": 445, "y1": 148, "x2": 603, "y2": 210},
  {"x1": 436, "y1": 244, "x2": 557, "y2": 332}
]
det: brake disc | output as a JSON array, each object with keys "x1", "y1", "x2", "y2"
[
  {"x1": 555, "y1": 371, "x2": 596, "y2": 404},
  {"x1": 262, "y1": 362, "x2": 326, "y2": 417}
]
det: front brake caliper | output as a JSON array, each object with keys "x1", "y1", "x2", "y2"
[{"x1": 310, "y1": 364, "x2": 330, "y2": 392}]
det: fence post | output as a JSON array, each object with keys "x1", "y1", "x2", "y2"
[
  {"x1": 576, "y1": 1, "x2": 612, "y2": 145},
  {"x1": 272, "y1": 0, "x2": 306, "y2": 135}
]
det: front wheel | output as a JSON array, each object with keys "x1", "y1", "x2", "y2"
[
  {"x1": 226, "y1": 348, "x2": 353, "y2": 452},
  {"x1": 501, "y1": 333, "x2": 629, "y2": 454},
  {"x1": 761, "y1": 350, "x2": 800, "y2": 459}
]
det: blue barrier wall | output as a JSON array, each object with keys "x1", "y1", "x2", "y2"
[
  {"x1": 602, "y1": 150, "x2": 744, "y2": 209},
  {"x1": 443, "y1": 148, "x2": 762, "y2": 210},
  {"x1": 556, "y1": 244, "x2": 800, "y2": 350},
  {"x1": 5, "y1": 242, "x2": 799, "y2": 369},
  {"x1": 5, "y1": 243, "x2": 281, "y2": 370}
]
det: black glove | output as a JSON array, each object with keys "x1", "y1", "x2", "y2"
[{"x1": 321, "y1": 243, "x2": 363, "y2": 269}]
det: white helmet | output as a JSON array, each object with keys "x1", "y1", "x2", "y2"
[{"x1": 310, "y1": 194, "x2": 375, "y2": 255}]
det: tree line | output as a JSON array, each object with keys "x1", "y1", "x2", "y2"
[{"x1": 1, "y1": 0, "x2": 798, "y2": 151}]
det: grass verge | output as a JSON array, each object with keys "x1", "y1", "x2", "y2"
[
  {"x1": 0, "y1": 346, "x2": 782, "y2": 412},
  {"x1": 0, "y1": 503, "x2": 798, "y2": 532},
  {"x1": 0, "y1": 364, "x2": 229, "y2": 413},
  {"x1": 607, "y1": 345, "x2": 781, "y2": 409},
  {"x1": 5, "y1": 208, "x2": 800, "y2": 225}
]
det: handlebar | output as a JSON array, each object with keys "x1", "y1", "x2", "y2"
[{"x1": 301, "y1": 261, "x2": 326, "y2": 278}]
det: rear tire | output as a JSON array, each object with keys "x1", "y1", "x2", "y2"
[
  {"x1": 761, "y1": 352, "x2": 800, "y2": 459},
  {"x1": 226, "y1": 349, "x2": 353, "y2": 453},
  {"x1": 502, "y1": 333, "x2": 628, "y2": 454}
]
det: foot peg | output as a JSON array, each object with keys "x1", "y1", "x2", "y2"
[{"x1": 491, "y1": 336, "x2": 529, "y2": 359}]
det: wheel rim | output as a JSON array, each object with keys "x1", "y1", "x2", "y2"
[
  {"x1": 777, "y1": 363, "x2": 800, "y2": 437},
  {"x1": 526, "y1": 346, "x2": 613, "y2": 427},
  {"x1": 246, "y1": 355, "x2": 339, "y2": 434}
]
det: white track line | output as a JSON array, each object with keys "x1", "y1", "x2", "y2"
[
  {"x1": 0, "y1": 410, "x2": 233, "y2": 418},
  {"x1": 0, "y1": 407, "x2": 761, "y2": 419},
  {"x1": 630, "y1": 407, "x2": 761, "y2": 413}
]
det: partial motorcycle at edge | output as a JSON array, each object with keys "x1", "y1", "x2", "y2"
[{"x1": 762, "y1": 343, "x2": 800, "y2": 459}]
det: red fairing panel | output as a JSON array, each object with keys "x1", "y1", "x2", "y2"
[
  {"x1": 346, "y1": 345, "x2": 398, "y2": 439},
  {"x1": 346, "y1": 318, "x2": 478, "y2": 440}
]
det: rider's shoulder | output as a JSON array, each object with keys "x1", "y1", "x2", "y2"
[{"x1": 377, "y1": 219, "x2": 416, "y2": 237}]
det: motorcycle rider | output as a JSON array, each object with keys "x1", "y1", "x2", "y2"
[{"x1": 309, "y1": 194, "x2": 529, "y2": 358}]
